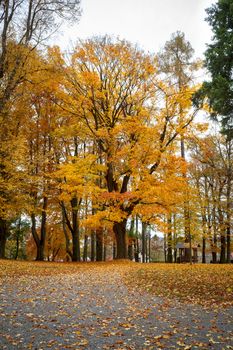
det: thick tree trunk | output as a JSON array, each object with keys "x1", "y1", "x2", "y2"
[
  {"x1": 113, "y1": 220, "x2": 127, "y2": 259},
  {"x1": 173, "y1": 214, "x2": 177, "y2": 263},
  {"x1": 103, "y1": 242, "x2": 106, "y2": 261},
  {"x1": 72, "y1": 231, "x2": 80, "y2": 261},
  {"x1": 31, "y1": 197, "x2": 48, "y2": 261},
  {"x1": 202, "y1": 238, "x2": 206, "y2": 263},
  {"x1": 128, "y1": 219, "x2": 134, "y2": 260},
  {"x1": 31, "y1": 214, "x2": 40, "y2": 260},
  {"x1": 219, "y1": 209, "x2": 226, "y2": 264},
  {"x1": 164, "y1": 234, "x2": 167, "y2": 262},
  {"x1": 211, "y1": 198, "x2": 217, "y2": 263},
  {"x1": 14, "y1": 218, "x2": 21, "y2": 260},
  {"x1": 167, "y1": 215, "x2": 173, "y2": 263},
  {"x1": 128, "y1": 241, "x2": 133, "y2": 260},
  {"x1": 181, "y1": 138, "x2": 192, "y2": 263},
  {"x1": 105, "y1": 155, "x2": 129, "y2": 259},
  {"x1": 201, "y1": 214, "x2": 207, "y2": 264},
  {"x1": 15, "y1": 235, "x2": 19, "y2": 260},
  {"x1": 90, "y1": 232, "x2": 95, "y2": 261},
  {"x1": 61, "y1": 205, "x2": 72, "y2": 260},
  {"x1": 148, "y1": 231, "x2": 151, "y2": 263},
  {"x1": 167, "y1": 244, "x2": 173, "y2": 262},
  {"x1": 71, "y1": 197, "x2": 80, "y2": 262},
  {"x1": 226, "y1": 226, "x2": 231, "y2": 263},
  {"x1": 212, "y1": 250, "x2": 217, "y2": 263},
  {"x1": 113, "y1": 242, "x2": 116, "y2": 260},
  {"x1": 134, "y1": 217, "x2": 139, "y2": 262},
  {"x1": 202, "y1": 177, "x2": 209, "y2": 264},
  {"x1": 220, "y1": 234, "x2": 226, "y2": 264},
  {"x1": 37, "y1": 243, "x2": 44, "y2": 261},
  {"x1": 36, "y1": 196, "x2": 48, "y2": 261},
  {"x1": 83, "y1": 235, "x2": 88, "y2": 262},
  {"x1": 134, "y1": 239, "x2": 139, "y2": 262},
  {"x1": 201, "y1": 214, "x2": 207, "y2": 263},
  {"x1": 96, "y1": 228, "x2": 103, "y2": 261},
  {"x1": 142, "y1": 222, "x2": 146, "y2": 263},
  {"x1": 0, "y1": 218, "x2": 8, "y2": 258}
]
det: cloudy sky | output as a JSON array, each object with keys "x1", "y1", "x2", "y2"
[{"x1": 58, "y1": 0, "x2": 215, "y2": 58}]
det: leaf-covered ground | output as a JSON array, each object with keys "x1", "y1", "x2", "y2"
[
  {"x1": 0, "y1": 260, "x2": 233, "y2": 349},
  {"x1": 125, "y1": 263, "x2": 233, "y2": 308}
]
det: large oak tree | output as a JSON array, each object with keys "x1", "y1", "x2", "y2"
[{"x1": 57, "y1": 36, "x2": 199, "y2": 259}]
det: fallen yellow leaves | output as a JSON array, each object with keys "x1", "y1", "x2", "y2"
[
  {"x1": 0, "y1": 259, "x2": 86, "y2": 278},
  {"x1": 0, "y1": 259, "x2": 233, "y2": 349},
  {"x1": 1, "y1": 259, "x2": 232, "y2": 309},
  {"x1": 125, "y1": 263, "x2": 233, "y2": 308}
]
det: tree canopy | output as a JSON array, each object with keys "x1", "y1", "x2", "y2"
[{"x1": 194, "y1": 0, "x2": 233, "y2": 139}]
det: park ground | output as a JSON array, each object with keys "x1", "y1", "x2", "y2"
[{"x1": 0, "y1": 260, "x2": 233, "y2": 349}]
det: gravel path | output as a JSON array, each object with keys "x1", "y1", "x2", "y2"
[{"x1": 0, "y1": 265, "x2": 232, "y2": 349}]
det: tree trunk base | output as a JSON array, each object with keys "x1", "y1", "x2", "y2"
[{"x1": 113, "y1": 221, "x2": 127, "y2": 259}]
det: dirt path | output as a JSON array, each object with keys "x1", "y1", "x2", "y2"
[{"x1": 0, "y1": 264, "x2": 232, "y2": 349}]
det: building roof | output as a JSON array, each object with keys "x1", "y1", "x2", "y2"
[{"x1": 176, "y1": 242, "x2": 198, "y2": 249}]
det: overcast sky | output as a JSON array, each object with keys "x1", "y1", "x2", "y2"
[{"x1": 58, "y1": 0, "x2": 216, "y2": 58}]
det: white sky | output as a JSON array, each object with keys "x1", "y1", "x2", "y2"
[{"x1": 57, "y1": 0, "x2": 215, "y2": 58}]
